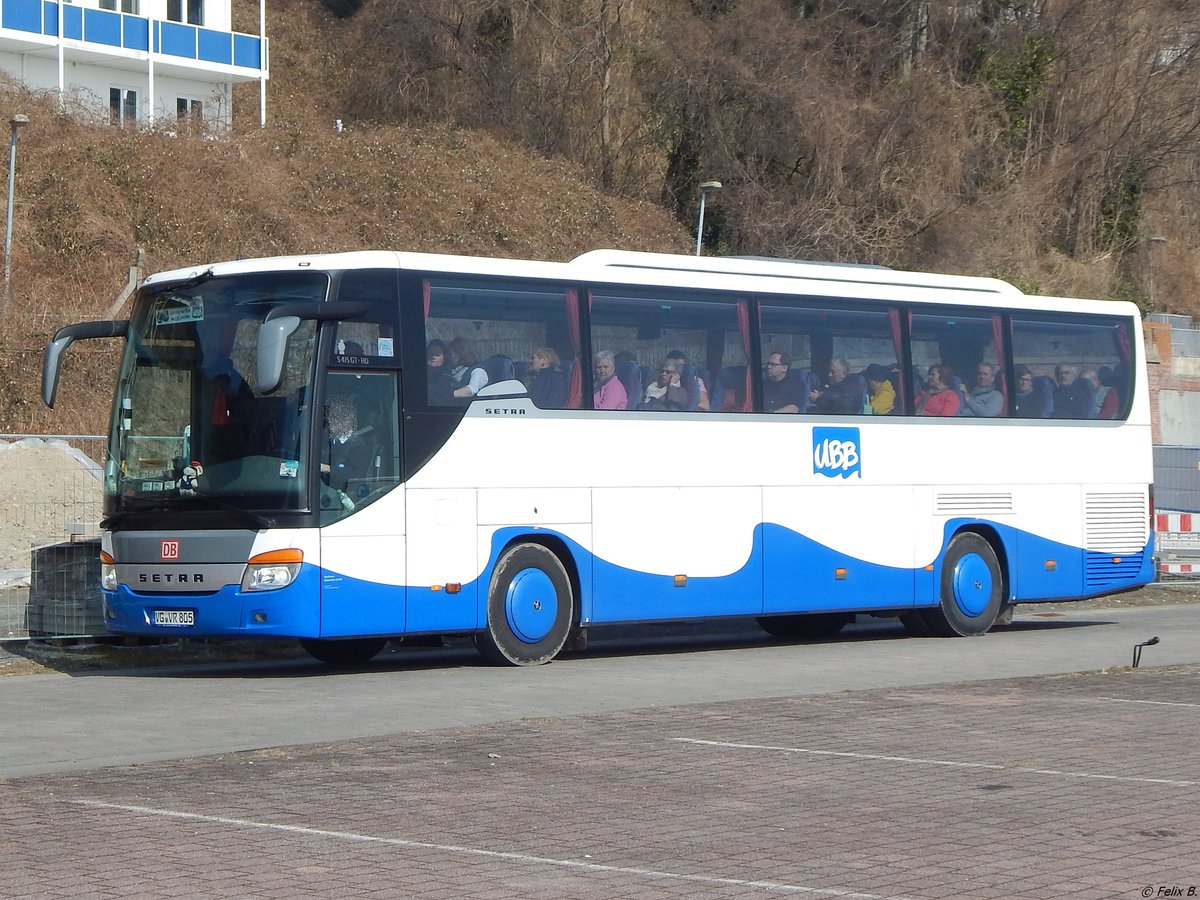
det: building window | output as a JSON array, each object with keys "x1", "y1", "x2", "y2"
[
  {"x1": 99, "y1": 0, "x2": 140, "y2": 12},
  {"x1": 177, "y1": 98, "x2": 204, "y2": 121},
  {"x1": 167, "y1": 0, "x2": 204, "y2": 25},
  {"x1": 109, "y1": 88, "x2": 137, "y2": 126}
]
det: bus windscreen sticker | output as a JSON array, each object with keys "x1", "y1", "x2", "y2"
[
  {"x1": 813, "y1": 427, "x2": 861, "y2": 479},
  {"x1": 154, "y1": 296, "x2": 204, "y2": 325}
]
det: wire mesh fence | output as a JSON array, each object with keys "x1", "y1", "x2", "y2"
[{"x1": 1, "y1": 435, "x2": 106, "y2": 641}]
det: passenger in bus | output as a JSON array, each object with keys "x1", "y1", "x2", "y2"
[
  {"x1": 523, "y1": 346, "x2": 570, "y2": 408},
  {"x1": 958, "y1": 363, "x2": 1003, "y2": 417},
  {"x1": 809, "y1": 358, "x2": 861, "y2": 415},
  {"x1": 1079, "y1": 368, "x2": 1104, "y2": 418},
  {"x1": 864, "y1": 364, "x2": 895, "y2": 415},
  {"x1": 1052, "y1": 364, "x2": 1088, "y2": 418},
  {"x1": 1097, "y1": 365, "x2": 1122, "y2": 419},
  {"x1": 640, "y1": 358, "x2": 690, "y2": 411},
  {"x1": 1013, "y1": 366, "x2": 1038, "y2": 416},
  {"x1": 426, "y1": 340, "x2": 456, "y2": 405},
  {"x1": 916, "y1": 364, "x2": 960, "y2": 416},
  {"x1": 667, "y1": 350, "x2": 710, "y2": 410},
  {"x1": 593, "y1": 350, "x2": 629, "y2": 410},
  {"x1": 448, "y1": 337, "x2": 489, "y2": 399},
  {"x1": 763, "y1": 352, "x2": 806, "y2": 413}
]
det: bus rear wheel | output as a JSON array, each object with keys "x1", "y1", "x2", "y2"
[
  {"x1": 923, "y1": 532, "x2": 1003, "y2": 637},
  {"x1": 300, "y1": 637, "x2": 388, "y2": 665},
  {"x1": 477, "y1": 542, "x2": 574, "y2": 666},
  {"x1": 757, "y1": 613, "x2": 851, "y2": 641}
]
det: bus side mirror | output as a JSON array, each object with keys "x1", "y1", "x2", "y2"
[
  {"x1": 256, "y1": 316, "x2": 302, "y2": 394},
  {"x1": 43, "y1": 320, "x2": 129, "y2": 408}
]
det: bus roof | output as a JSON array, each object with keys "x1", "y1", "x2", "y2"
[
  {"x1": 141, "y1": 248, "x2": 1139, "y2": 318},
  {"x1": 569, "y1": 249, "x2": 1022, "y2": 297}
]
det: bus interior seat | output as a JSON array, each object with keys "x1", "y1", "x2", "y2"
[
  {"x1": 1031, "y1": 375, "x2": 1055, "y2": 417},
  {"x1": 481, "y1": 355, "x2": 515, "y2": 384},
  {"x1": 789, "y1": 368, "x2": 811, "y2": 413},
  {"x1": 847, "y1": 372, "x2": 867, "y2": 412},
  {"x1": 680, "y1": 363, "x2": 702, "y2": 410},
  {"x1": 615, "y1": 358, "x2": 641, "y2": 406},
  {"x1": 639, "y1": 365, "x2": 655, "y2": 396},
  {"x1": 714, "y1": 365, "x2": 748, "y2": 411}
]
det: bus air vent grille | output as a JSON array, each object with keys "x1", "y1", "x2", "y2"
[
  {"x1": 1085, "y1": 553, "x2": 1144, "y2": 587},
  {"x1": 1084, "y1": 492, "x2": 1148, "y2": 554},
  {"x1": 935, "y1": 493, "x2": 1013, "y2": 515}
]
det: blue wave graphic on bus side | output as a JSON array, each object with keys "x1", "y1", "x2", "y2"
[{"x1": 100, "y1": 520, "x2": 1152, "y2": 639}]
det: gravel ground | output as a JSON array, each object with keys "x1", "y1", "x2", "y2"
[{"x1": 2, "y1": 581, "x2": 1197, "y2": 679}]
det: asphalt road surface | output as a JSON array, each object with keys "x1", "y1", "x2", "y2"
[{"x1": 2, "y1": 601, "x2": 1196, "y2": 778}]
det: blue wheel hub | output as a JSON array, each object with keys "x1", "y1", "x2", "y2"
[
  {"x1": 952, "y1": 553, "x2": 993, "y2": 617},
  {"x1": 504, "y1": 568, "x2": 558, "y2": 643}
]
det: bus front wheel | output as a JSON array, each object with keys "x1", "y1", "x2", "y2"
[
  {"x1": 923, "y1": 532, "x2": 1004, "y2": 637},
  {"x1": 477, "y1": 542, "x2": 574, "y2": 666}
]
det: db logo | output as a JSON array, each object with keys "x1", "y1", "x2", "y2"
[
  {"x1": 161, "y1": 540, "x2": 180, "y2": 560},
  {"x1": 812, "y1": 427, "x2": 862, "y2": 479}
]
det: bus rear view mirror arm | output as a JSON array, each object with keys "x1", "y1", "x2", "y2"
[
  {"x1": 257, "y1": 301, "x2": 370, "y2": 394},
  {"x1": 42, "y1": 319, "x2": 129, "y2": 408}
]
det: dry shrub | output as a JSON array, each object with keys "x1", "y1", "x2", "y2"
[{"x1": 0, "y1": 60, "x2": 688, "y2": 435}]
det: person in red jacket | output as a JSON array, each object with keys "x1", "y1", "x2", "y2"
[{"x1": 916, "y1": 364, "x2": 961, "y2": 416}]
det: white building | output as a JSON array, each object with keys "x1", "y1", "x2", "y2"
[{"x1": 0, "y1": 0, "x2": 267, "y2": 130}]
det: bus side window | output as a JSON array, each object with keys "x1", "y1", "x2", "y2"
[
  {"x1": 424, "y1": 279, "x2": 578, "y2": 409},
  {"x1": 320, "y1": 370, "x2": 401, "y2": 523}
]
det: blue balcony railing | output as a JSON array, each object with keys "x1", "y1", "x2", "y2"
[{"x1": 1, "y1": 0, "x2": 263, "y2": 71}]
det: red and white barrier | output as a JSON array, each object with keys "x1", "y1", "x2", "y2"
[
  {"x1": 1158, "y1": 512, "x2": 1196, "y2": 533},
  {"x1": 1157, "y1": 511, "x2": 1200, "y2": 574}
]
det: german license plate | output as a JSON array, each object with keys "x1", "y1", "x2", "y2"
[{"x1": 153, "y1": 609, "x2": 195, "y2": 627}]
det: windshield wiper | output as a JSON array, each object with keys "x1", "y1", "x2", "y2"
[{"x1": 146, "y1": 267, "x2": 215, "y2": 296}]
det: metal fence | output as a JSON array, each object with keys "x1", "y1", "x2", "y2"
[{"x1": 0, "y1": 435, "x2": 106, "y2": 641}]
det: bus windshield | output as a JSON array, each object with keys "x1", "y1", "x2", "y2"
[{"x1": 106, "y1": 270, "x2": 328, "y2": 516}]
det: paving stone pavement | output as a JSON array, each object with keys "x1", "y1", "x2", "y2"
[{"x1": 3, "y1": 664, "x2": 1199, "y2": 899}]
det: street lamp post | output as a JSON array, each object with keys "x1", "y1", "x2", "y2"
[
  {"x1": 1147, "y1": 235, "x2": 1167, "y2": 308},
  {"x1": 695, "y1": 180, "x2": 722, "y2": 256},
  {"x1": 4, "y1": 113, "x2": 29, "y2": 295}
]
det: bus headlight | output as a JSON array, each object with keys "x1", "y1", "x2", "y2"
[
  {"x1": 100, "y1": 550, "x2": 117, "y2": 592},
  {"x1": 242, "y1": 549, "x2": 303, "y2": 592}
]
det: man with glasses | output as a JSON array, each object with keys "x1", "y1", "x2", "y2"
[
  {"x1": 639, "y1": 358, "x2": 690, "y2": 411},
  {"x1": 763, "y1": 352, "x2": 806, "y2": 414},
  {"x1": 1053, "y1": 363, "x2": 1089, "y2": 419}
]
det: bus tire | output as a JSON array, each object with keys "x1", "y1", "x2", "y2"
[
  {"x1": 757, "y1": 613, "x2": 851, "y2": 640},
  {"x1": 924, "y1": 532, "x2": 1004, "y2": 637},
  {"x1": 300, "y1": 637, "x2": 388, "y2": 665},
  {"x1": 477, "y1": 542, "x2": 574, "y2": 666}
]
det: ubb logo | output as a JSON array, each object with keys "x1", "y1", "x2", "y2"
[{"x1": 813, "y1": 427, "x2": 862, "y2": 479}]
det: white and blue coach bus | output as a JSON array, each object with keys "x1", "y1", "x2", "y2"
[{"x1": 42, "y1": 249, "x2": 1153, "y2": 664}]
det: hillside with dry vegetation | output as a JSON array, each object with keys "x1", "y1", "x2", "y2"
[{"x1": 5, "y1": 0, "x2": 1200, "y2": 434}]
